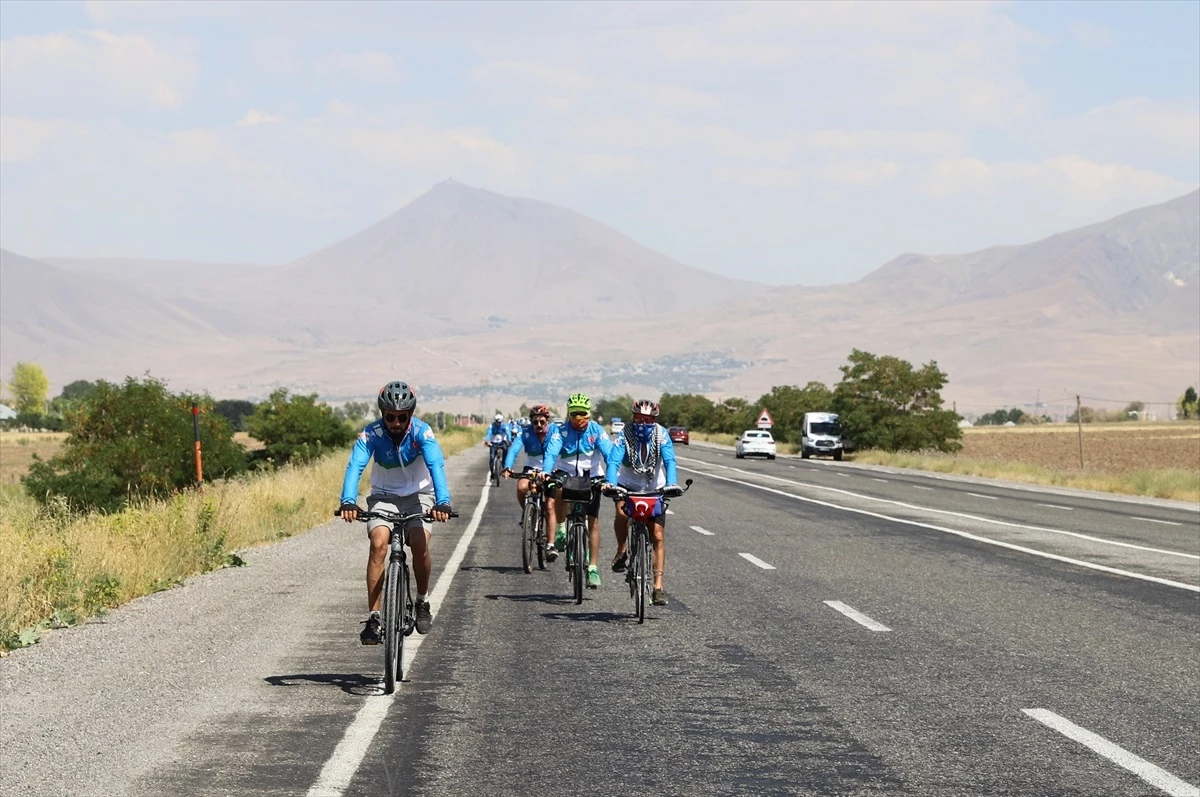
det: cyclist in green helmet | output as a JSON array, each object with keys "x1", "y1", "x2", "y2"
[{"x1": 539, "y1": 392, "x2": 615, "y2": 589}]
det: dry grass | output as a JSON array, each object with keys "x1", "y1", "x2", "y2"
[
  {"x1": 691, "y1": 423, "x2": 1199, "y2": 502},
  {"x1": 0, "y1": 425, "x2": 476, "y2": 652},
  {"x1": 0, "y1": 432, "x2": 67, "y2": 484}
]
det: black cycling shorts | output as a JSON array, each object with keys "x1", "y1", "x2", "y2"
[{"x1": 553, "y1": 469, "x2": 601, "y2": 518}]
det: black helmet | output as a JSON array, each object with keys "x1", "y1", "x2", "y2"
[{"x1": 378, "y1": 380, "x2": 417, "y2": 413}]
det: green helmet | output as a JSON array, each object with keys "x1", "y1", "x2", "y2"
[{"x1": 566, "y1": 392, "x2": 591, "y2": 413}]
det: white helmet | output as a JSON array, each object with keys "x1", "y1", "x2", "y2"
[{"x1": 495, "y1": 413, "x2": 503, "y2": 422}]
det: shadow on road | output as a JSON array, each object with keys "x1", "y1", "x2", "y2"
[
  {"x1": 460, "y1": 565, "x2": 527, "y2": 574},
  {"x1": 484, "y1": 592, "x2": 565, "y2": 605},
  {"x1": 264, "y1": 672, "x2": 381, "y2": 696},
  {"x1": 540, "y1": 610, "x2": 631, "y2": 624}
]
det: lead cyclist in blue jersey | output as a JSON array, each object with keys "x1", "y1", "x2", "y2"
[
  {"x1": 339, "y1": 380, "x2": 453, "y2": 644},
  {"x1": 540, "y1": 392, "x2": 616, "y2": 589}
]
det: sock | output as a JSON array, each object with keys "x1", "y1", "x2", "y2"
[
  {"x1": 557, "y1": 522, "x2": 566, "y2": 535},
  {"x1": 417, "y1": 593, "x2": 427, "y2": 604}
]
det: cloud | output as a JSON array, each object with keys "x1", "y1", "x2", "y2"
[
  {"x1": 0, "y1": 30, "x2": 196, "y2": 111},
  {"x1": 922, "y1": 154, "x2": 1189, "y2": 199},
  {"x1": 1070, "y1": 21, "x2": 1111, "y2": 50},
  {"x1": 314, "y1": 50, "x2": 403, "y2": 83},
  {"x1": 0, "y1": 116, "x2": 68, "y2": 163},
  {"x1": 237, "y1": 109, "x2": 285, "y2": 127}
]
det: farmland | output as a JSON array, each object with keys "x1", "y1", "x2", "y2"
[{"x1": 959, "y1": 421, "x2": 1199, "y2": 473}]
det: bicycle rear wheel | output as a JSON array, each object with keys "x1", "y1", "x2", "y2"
[
  {"x1": 571, "y1": 519, "x2": 585, "y2": 604},
  {"x1": 521, "y1": 499, "x2": 537, "y2": 574},
  {"x1": 382, "y1": 558, "x2": 402, "y2": 694},
  {"x1": 534, "y1": 496, "x2": 546, "y2": 570}
]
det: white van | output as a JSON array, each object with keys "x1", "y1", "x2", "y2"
[{"x1": 801, "y1": 412, "x2": 845, "y2": 460}]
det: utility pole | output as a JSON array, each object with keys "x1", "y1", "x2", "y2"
[
  {"x1": 192, "y1": 402, "x2": 205, "y2": 488},
  {"x1": 1075, "y1": 394, "x2": 1084, "y2": 469}
]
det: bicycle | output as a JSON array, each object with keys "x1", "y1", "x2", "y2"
[
  {"x1": 544, "y1": 472, "x2": 605, "y2": 604},
  {"x1": 508, "y1": 466, "x2": 547, "y2": 574},
  {"x1": 335, "y1": 505, "x2": 458, "y2": 693},
  {"x1": 605, "y1": 479, "x2": 692, "y2": 623},
  {"x1": 487, "y1": 436, "x2": 508, "y2": 487}
]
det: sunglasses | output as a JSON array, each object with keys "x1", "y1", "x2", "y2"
[
  {"x1": 569, "y1": 411, "x2": 589, "y2": 418},
  {"x1": 532, "y1": 417, "x2": 549, "y2": 424},
  {"x1": 382, "y1": 411, "x2": 412, "y2": 424},
  {"x1": 633, "y1": 414, "x2": 656, "y2": 423}
]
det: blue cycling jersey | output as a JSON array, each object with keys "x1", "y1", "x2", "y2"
[
  {"x1": 541, "y1": 420, "x2": 615, "y2": 474},
  {"x1": 504, "y1": 426, "x2": 552, "y2": 470},
  {"x1": 483, "y1": 421, "x2": 511, "y2": 445},
  {"x1": 605, "y1": 423, "x2": 678, "y2": 491},
  {"x1": 341, "y1": 417, "x2": 451, "y2": 506}
]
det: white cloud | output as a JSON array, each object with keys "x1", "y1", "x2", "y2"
[
  {"x1": 237, "y1": 109, "x2": 285, "y2": 127},
  {"x1": 0, "y1": 30, "x2": 196, "y2": 111},
  {"x1": 922, "y1": 154, "x2": 1189, "y2": 199},
  {"x1": 314, "y1": 50, "x2": 403, "y2": 83},
  {"x1": 0, "y1": 116, "x2": 68, "y2": 163},
  {"x1": 1070, "y1": 21, "x2": 1112, "y2": 50}
]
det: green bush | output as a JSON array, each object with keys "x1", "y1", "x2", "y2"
[
  {"x1": 245, "y1": 389, "x2": 353, "y2": 466},
  {"x1": 22, "y1": 376, "x2": 247, "y2": 513}
]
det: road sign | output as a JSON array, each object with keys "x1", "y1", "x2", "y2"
[{"x1": 756, "y1": 408, "x2": 774, "y2": 429}]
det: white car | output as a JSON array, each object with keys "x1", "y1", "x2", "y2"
[
  {"x1": 735, "y1": 430, "x2": 777, "y2": 460},
  {"x1": 610, "y1": 417, "x2": 625, "y2": 435}
]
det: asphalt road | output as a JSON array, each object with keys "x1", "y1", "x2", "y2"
[{"x1": 2, "y1": 444, "x2": 1197, "y2": 797}]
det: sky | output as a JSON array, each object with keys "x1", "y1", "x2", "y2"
[{"x1": 1, "y1": 0, "x2": 1197, "y2": 286}]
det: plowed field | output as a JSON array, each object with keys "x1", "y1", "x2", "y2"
[{"x1": 961, "y1": 422, "x2": 1200, "y2": 474}]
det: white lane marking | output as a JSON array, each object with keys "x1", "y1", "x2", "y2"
[
  {"x1": 1038, "y1": 503, "x2": 1074, "y2": 511},
  {"x1": 789, "y1": 465, "x2": 797, "y2": 469},
  {"x1": 1023, "y1": 709, "x2": 1200, "y2": 797},
  {"x1": 666, "y1": 509, "x2": 675, "y2": 515},
  {"x1": 1133, "y1": 517, "x2": 1183, "y2": 527},
  {"x1": 824, "y1": 601, "x2": 891, "y2": 632},
  {"x1": 690, "y1": 525, "x2": 715, "y2": 536},
  {"x1": 912, "y1": 486, "x2": 933, "y2": 491},
  {"x1": 872, "y1": 478, "x2": 889, "y2": 483},
  {"x1": 308, "y1": 481, "x2": 491, "y2": 797},
  {"x1": 680, "y1": 465, "x2": 1200, "y2": 592},
  {"x1": 678, "y1": 457, "x2": 1199, "y2": 562},
  {"x1": 739, "y1": 552, "x2": 776, "y2": 570},
  {"x1": 836, "y1": 473, "x2": 850, "y2": 477},
  {"x1": 967, "y1": 492, "x2": 999, "y2": 500}
]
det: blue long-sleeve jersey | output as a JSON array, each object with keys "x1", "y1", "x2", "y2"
[
  {"x1": 341, "y1": 417, "x2": 451, "y2": 506},
  {"x1": 482, "y1": 421, "x2": 511, "y2": 445},
  {"x1": 541, "y1": 420, "x2": 615, "y2": 474},
  {"x1": 504, "y1": 426, "x2": 553, "y2": 470},
  {"x1": 606, "y1": 424, "x2": 678, "y2": 491}
]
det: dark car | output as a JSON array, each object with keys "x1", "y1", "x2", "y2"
[{"x1": 668, "y1": 426, "x2": 689, "y2": 445}]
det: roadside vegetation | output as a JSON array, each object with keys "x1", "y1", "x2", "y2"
[{"x1": 0, "y1": 366, "x2": 476, "y2": 652}]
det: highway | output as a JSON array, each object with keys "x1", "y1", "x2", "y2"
[{"x1": 2, "y1": 445, "x2": 1197, "y2": 796}]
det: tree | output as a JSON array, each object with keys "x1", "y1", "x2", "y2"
[
  {"x1": 59, "y1": 379, "x2": 100, "y2": 402},
  {"x1": 658, "y1": 393, "x2": 716, "y2": 430},
  {"x1": 1178, "y1": 387, "x2": 1198, "y2": 420},
  {"x1": 753, "y1": 381, "x2": 834, "y2": 443},
  {"x1": 23, "y1": 376, "x2": 247, "y2": 513},
  {"x1": 594, "y1": 394, "x2": 635, "y2": 425},
  {"x1": 1122, "y1": 401, "x2": 1145, "y2": 420},
  {"x1": 213, "y1": 399, "x2": 257, "y2": 431},
  {"x1": 977, "y1": 407, "x2": 1025, "y2": 426},
  {"x1": 245, "y1": 389, "x2": 354, "y2": 466},
  {"x1": 8, "y1": 362, "x2": 49, "y2": 414},
  {"x1": 831, "y1": 349, "x2": 961, "y2": 452}
]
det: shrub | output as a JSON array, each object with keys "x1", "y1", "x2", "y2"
[
  {"x1": 22, "y1": 376, "x2": 247, "y2": 513},
  {"x1": 245, "y1": 389, "x2": 353, "y2": 466}
]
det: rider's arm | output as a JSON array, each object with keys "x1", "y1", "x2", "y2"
[
  {"x1": 503, "y1": 432, "x2": 525, "y2": 470},
  {"x1": 340, "y1": 430, "x2": 373, "y2": 506},
  {"x1": 604, "y1": 436, "x2": 625, "y2": 484},
  {"x1": 659, "y1": 428, "x2": 679, "y2": 485},
  {"x1": 541, "y1": 427, "x2": 564, "y2": 472},
  {"x1": 417, "y1": 425, "x2": 453, "y2": 506},
  {"x1": 592, "y1": 420, "x2": 616, "y2": 461}
]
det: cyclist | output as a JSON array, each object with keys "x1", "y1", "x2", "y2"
[
  {"x1": 605, "y1": 399, "x2": 681, "y2": 606},
  {"x1": 540, "y1": 392, "x2": 615, "y2": 589},
  {"x1": 483, "y1": 412, "x2": 511, "y2": 476},
  {"x1": 502, "y1": 404, "x2": 556, "y2": 553},
  {"x1": 339, "y1": 381, "x2": 454, "y2": 644}
]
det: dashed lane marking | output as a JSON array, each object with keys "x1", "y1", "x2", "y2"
[
  {"x1": 824, "y1": 601, "x2": 891, "y2": 632},
  {"x1": 739, "y1": 553, "x2": 776, "y2": 570},
  {"x1": 1133, "y1": 517, "x2": 1183, "y2": 527},
  {"x1": 1022, "y1": 709, "x2": 1199, "y2": 797},
  {"x1": 1038, "y1": 503, "x2": 1074, "y2": 511},
  {"x1": 690, "y1": 525, "x2": 715, "y2": 536},
  {"x1": 967, "y1": 492, "x2": 999, "y2": 500}
]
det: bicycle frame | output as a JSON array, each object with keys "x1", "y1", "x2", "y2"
[
  {"x1": 607, "y1": 479, "x2": 692, "y2": 623},
  {"x1": 545, "y1": 473, "x2": 603, "y2": 604}
]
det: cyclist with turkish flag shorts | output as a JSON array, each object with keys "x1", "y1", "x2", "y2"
[
  {"x1": 339, "y1": 381, "x2": 453, "y2": 644},
  {"x1": 605, "y1": 399, "x2": 682, "y2": 606},
  {"x1": 540, "y1": 393, "x2": 615, "y2": 589},
  {"x1": 502, "y1": 404, "x2": 555, "y2": 543}
]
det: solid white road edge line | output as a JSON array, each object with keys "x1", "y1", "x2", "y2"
[
  {"x1": 690, "y1": 525, "x2": 715, "y2": 536},
  {"x1": 1022, "y1": 709, "x2": 1199, "y2": 797},
  {"x1": 967, "y1": 492, "x2": 999, "y2": 500},
  {"x1": 307, "y1": 481, "x2": 491, "y2": 797},
  {"x1": 678, "y1": 457, "x2": 1200, "y2": 561},
  {"x1": 739, "y1": 552, "x2": 776, "y2": 570},
  {"x1": 681, "y1": 466, "x2": 1200, "y2": 593},
  {"x1": 1038, "y1": 503, "x2": 1074, "y2": 510},
  {"x1": 823, "y1": 600, "x2": 891, "y2": 632},
  {"x1": 1133, "y1": 517, "x2": 1183, "y2": 527}
]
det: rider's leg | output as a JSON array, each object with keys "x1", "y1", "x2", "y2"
[
  {"x1": 408, "y1": 526, "x2": 433, "y2": 595},
  {"x1": 586, "y1": 490, "x2": 602, "y2": 569},
  {"x1": 516, "y1": 477, "x2": 530, "y2": 509},
  {"x1": 651, "y1": 519, "x2": 666, "y2": 591},
  {"x1": 613, "y1": 500, "x2": 629, "y2": 557},
  {"x1": 366, "y1": 524, "x2": 389, "y2": 612}
]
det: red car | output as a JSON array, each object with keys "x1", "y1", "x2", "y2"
[{"x1": 668, "y1": 426, "x2": 689, "y2": 445}]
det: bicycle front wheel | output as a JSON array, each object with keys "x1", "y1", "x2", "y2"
[
  {"x1": 633, "y1": 526, "x2": 648, "y2": 624},
  {"x1": 382, "y1": 559, "x2": 402, "y2": 694},
  {"x1": 534, "y1": 499, "x2": 546, "y2": 570},
  {"x1": 571, "y1": 520, "x2": 585, "y2": 604},
  {"x1": 521, "y1": 499, "x2": 537, "y2": 574}
]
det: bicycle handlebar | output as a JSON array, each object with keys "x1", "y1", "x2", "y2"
[
  {"x1": 335, "y1": 507, "x2": 460, "y2": 523},
  {"x1": 603, "y1": 478, "x2": 694, "y2": 499}
]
